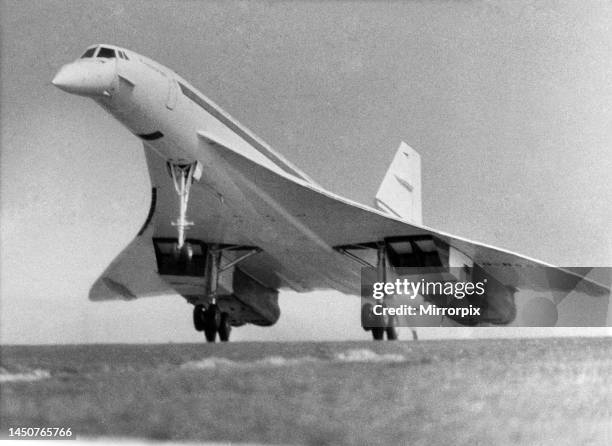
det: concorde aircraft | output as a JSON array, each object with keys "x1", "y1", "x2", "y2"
[{"x1": 52, "y1": 44, "x2": 609, "y2": 342}]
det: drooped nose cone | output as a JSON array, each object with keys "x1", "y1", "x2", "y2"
[{"x1": 52, "y1": 60, "x2": 116, "y2": 97}]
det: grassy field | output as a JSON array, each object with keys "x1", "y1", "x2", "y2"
[{"x1": 1, "y1": 338, "x2": 610, "y2": 445}]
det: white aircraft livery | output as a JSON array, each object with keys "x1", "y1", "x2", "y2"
[{"x1": 52, "y1": 44, "x2": 609, "y2": 341}]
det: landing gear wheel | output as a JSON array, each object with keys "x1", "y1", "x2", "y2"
[
  {"x1": 218, "y1": 313, "x2": 231, "y2": 342},
  {"x1": 371, "y1": 327, "x2": 385, "y2": 341},
  {"x1": 361, "y1": 303, "x2": 376, "y2": 330},
  {"x1": 363, "y1": 303, "x2": 393, "y2": 341},
  {"x1": 202, "y1": 304, "x2": 221, "y2": 343},
  {"x1": 193, "y1": 305, "x2": 205, "y2": 332}
]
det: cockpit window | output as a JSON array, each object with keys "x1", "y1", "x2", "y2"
[
  {"x1": 97, "y1": 47, "x2": 115, "y2": 58},
  {"x1": 81, "y1": 48, "x2": 96, "y2": 58}
]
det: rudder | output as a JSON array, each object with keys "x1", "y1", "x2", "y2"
[{"x1": 374, "y1": 141, "x2": 422, "y2": 225}]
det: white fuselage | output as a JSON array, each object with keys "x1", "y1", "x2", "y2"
[
  {"x1": 53, "y1": 44, "x2": 363, "y2": 296},
  {"x1": 54, "y1": 44, "x2": 312, "y2": 178}
]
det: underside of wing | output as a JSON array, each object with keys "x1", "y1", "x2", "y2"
[{"x1": 199, "y1": 132, "x2": 610, "y2": 299}]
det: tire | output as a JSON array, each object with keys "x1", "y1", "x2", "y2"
[
  {"x1": 203, "y1": 325, "x2": 216, "y2": 343},
  {"x1": 361, "y1": 303, "x2": 374, "y2": 330},
  {"x1": 385, "y1": 326, "x2": 398, "y2": 340},
  {"x1": 371, "y1": 327, "x2": 385, "y2": 341},
  {"x1": 218, "y1": 313, "x2": 231, "y2": 342},
  {"x1": 193, "y1": 305, "x2": 205, "y2": 332},
  {"x1": 202, "y1": 304, "x2": 221, "y2": 343},
  {"x1": 362, "y1": 303, "x2": 387, "y2": 331}
]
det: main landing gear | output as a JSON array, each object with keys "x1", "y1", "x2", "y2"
[
  {"x1": 363, "y1": 243, "x2": 399, "y2": 341},
  {"x1": 361, "y1": 303, "x2": 399, "y2": 341},
  {"x1": 338, "y1": 242, "x2": 404, "y2": 341},
  {"x1": 194, "y1": 245, "x2": 260, "y2": 343},
  {"x1": 190, "y1": 246, "x2": 260, "y2": 343},
  {"x1": 192, "y1": 244, "x2": 232, "y2": 343},
  {"x1": 193, "y1": 304, "x2": 231, "y2": 342}
]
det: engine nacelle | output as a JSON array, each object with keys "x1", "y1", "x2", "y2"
[{"x1": 231, "y1": 267, "x2": 280, "y2": 326}]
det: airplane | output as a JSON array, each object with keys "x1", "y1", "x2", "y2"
[{"x1": 52, "y1": 44, "x2": 610, "y2": 342}]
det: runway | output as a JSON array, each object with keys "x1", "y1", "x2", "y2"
[{"x1": 1, "y1": 338, "x2": 610, "y2": 445}]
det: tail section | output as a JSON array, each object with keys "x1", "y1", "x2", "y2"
[{"x1": 374, "y1": 142, "x2": 422, "y2": 225}]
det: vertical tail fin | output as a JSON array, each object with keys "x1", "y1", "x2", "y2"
[{"x1": 374, "y1": 141, "x2": 422, "y2": 225}]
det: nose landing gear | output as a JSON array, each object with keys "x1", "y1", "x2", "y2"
[{"x1": 168, "y1": 161, "x2": 202, "y2": 251}]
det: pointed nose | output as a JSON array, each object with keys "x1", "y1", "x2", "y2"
[
  {"x1": 52, "y1": 61, "x2": 117, "y2": 97},
  {"x1": 52, "y1": 65, "x2": 80, "y2": 92}
]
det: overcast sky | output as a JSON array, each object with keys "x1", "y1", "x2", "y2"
[{"x1": 1, "y1": 0, "x2": 610, "y2": 344}]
